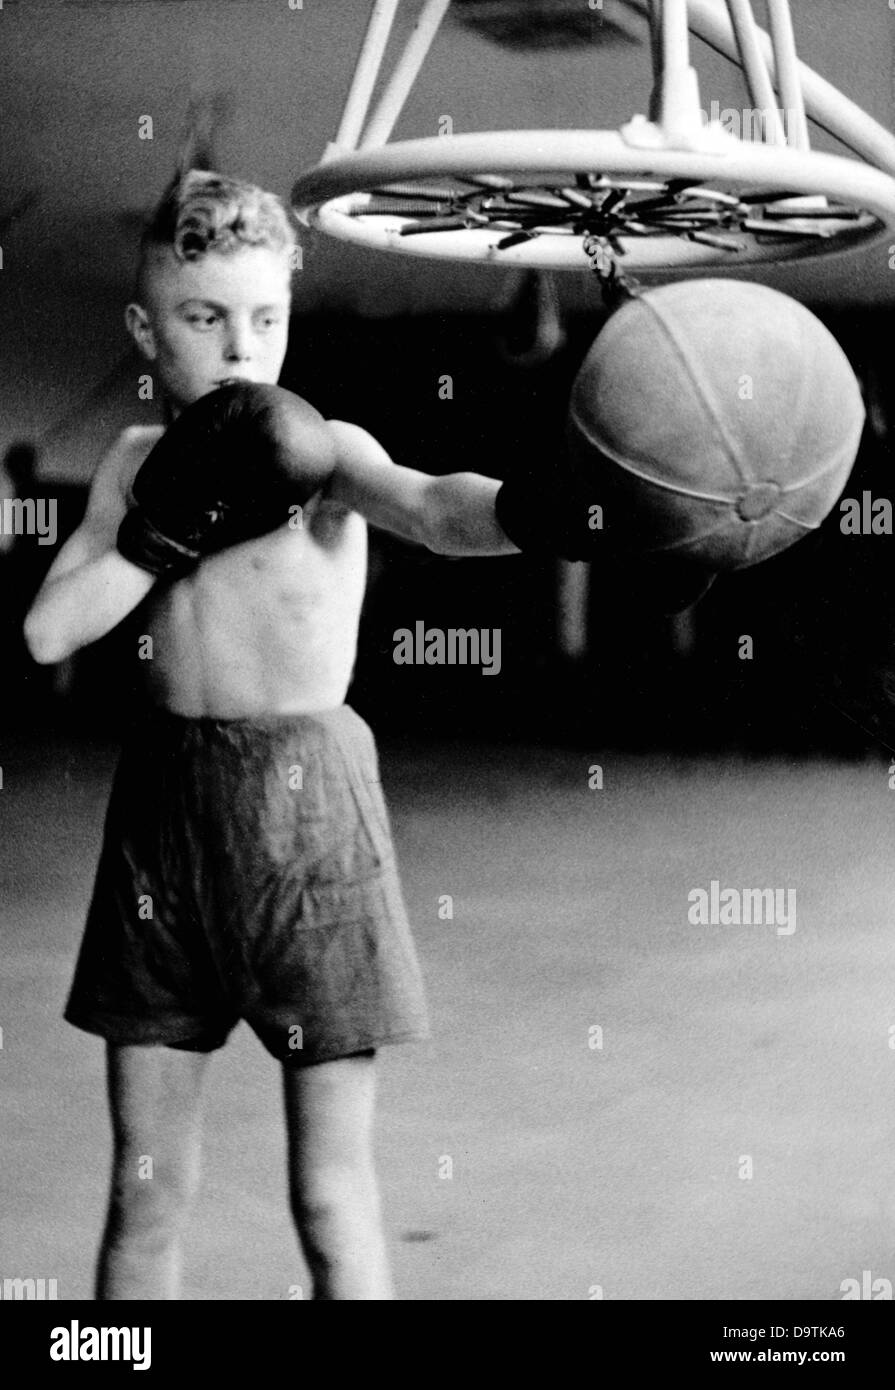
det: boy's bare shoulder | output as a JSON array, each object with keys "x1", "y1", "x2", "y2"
[
  {"x1": 79, "y1": 424, "x2": 164, "y2": 535},
  {"x1": 119, "y1": 424, "x2": 165, "y2": 450},
  {"x1": 94, "y1": 425, "x2": 165, "y2": 503},
  {"x1": 116, "y1": 424, "x2": 165, "y2": 469}
]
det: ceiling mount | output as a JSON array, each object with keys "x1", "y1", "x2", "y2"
[{"x1": 291, "y1": 0, "x2": 895, "y2": 274}]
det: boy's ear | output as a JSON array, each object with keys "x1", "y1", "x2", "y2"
[{"x1": 125, "y1": 303, "x2": 157, "y2": 361}]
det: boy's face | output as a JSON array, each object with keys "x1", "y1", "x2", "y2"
[{"x1": 127, "y1": 244, "x2": 292, "y2": 412}]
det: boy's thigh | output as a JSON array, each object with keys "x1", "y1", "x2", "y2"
[
  {"x1": 281, "y1": 1051, "x2": 378, "y2": 1180},
  {"x1": 105, "y1": 1042, "x2": 213, "y2": 1156}
]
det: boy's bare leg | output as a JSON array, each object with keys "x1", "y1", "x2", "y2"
[
  {"x1": 96, "y1": 1042, "x2": 211, "y2": 1300},
  {"x1": 283, "y1": 1052, "x2": 393, "y2": 1300}
]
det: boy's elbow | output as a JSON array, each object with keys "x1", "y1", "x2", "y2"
[{"x1": 23, "y1": 609, "x2": 67, "y2": 666}]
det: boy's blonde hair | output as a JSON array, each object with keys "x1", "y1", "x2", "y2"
[{"x1": 136, "y1": 169, "x2": 297, "y2": 301}]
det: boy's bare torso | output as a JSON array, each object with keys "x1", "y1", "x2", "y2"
[{"x1": 116, "y1": 425, "x2": 367, "y2": 717}]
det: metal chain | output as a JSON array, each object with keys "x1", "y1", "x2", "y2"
[{"x1": 582, "y1": 233, "x2": 643, "y2": 310}]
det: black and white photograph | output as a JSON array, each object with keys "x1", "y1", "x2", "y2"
[{"x1": 1, "y1": 0, "x2": 895, "y2": 1340}]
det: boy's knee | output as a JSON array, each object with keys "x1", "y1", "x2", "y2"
[
  {"x1": 109, "y1": 1156, "x2": 197, "y2": 1236},
  {"x1": 291, "y1": 1163, "x2": 377, "y2": 1238}
]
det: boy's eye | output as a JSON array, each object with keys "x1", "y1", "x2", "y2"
[
  {"x1": 256, "y1": 314, "x2": 281, "y2": 330},
  {"x1": 185, "y1": 311, "x2": 220, "y2": 328}
]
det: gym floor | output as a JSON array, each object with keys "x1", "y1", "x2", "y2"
[{"x1": 2, "y1": 727, "x2": 892, "y2": 1301}]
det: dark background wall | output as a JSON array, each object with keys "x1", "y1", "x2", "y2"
[{"x1": 5, "y1": 304, "x2": 893, "y2": 757}]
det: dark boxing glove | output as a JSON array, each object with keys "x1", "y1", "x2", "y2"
[
  {"x1": 117, "y1": 383, "x2": 337, "y2": 578},
  {"x1": 495, "y1": 454, "x2": 716, "y2": 613}
]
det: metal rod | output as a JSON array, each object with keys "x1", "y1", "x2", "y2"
[
  {"x1": 725, "y1": 0, "x2": 787, "y2": 145},
  {"x1": 766, "y1": 0, "x2": 810, "y2": 150},
  {"x1": 331, "y1": 0, "x2": 402, "y2": 157},
  {"x1": 360, "y1": 0, "x2": 452, "y2": 149},
  {"x1": 620, "y1": 0, "x2": 895, "y2": 175},
  {"x1": 662, "y1": 0, "x2": 690, "y2": 77},
  {"x1": 654, "y1": 0, "x2": 706, "y2": 143},
  {"x1": 648, "y1": 0, "x2": 663, "y2": 120}
]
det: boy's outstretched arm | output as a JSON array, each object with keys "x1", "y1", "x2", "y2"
[{"x1": 326, "y1": 419, "x2": 520, "y2": 557}]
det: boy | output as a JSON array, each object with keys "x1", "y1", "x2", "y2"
[
  {"x1": 26, "y1": 167, "x2": 705, "y2": 1302},
  {"x1": 25, "y1": 168, "x2": 515, "y2": 1302}
]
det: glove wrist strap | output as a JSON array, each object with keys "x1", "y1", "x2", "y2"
[{"x1": 116, "y1": 510, "x2": 201, "y2": 579}]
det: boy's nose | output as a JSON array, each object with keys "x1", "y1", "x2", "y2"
[{"x1": 224, "y1": 326, "x2": 252, "y2": 361}]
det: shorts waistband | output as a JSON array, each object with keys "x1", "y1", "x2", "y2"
[
  {"x1": 142, "y1": 703, "x2": 355, "y2": 731},
  {"x1": 127, "y1": 704, "x2": 367, "y2": 747}
]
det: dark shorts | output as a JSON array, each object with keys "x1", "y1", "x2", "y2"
[{"x1": 65, "y1": 705, "x2": 429, "y2": 1064}]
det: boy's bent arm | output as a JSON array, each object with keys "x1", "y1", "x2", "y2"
[
  {"x1": 24, "y1": 433, "x2": 157, "y2": 665},
  {"x1": 326, "y1": 419, "x2": 519, "y2": 557}
]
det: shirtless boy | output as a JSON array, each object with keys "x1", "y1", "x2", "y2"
[{"x1": 24, "y1": 165, "x2": 515, "y2": 1302}]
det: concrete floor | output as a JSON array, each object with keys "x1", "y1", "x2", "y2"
[{"x1": 1, "y1": 731, "x2": 894, "y2": 1300}]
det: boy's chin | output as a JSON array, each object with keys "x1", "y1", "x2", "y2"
[
  {"x1": 162, "y1": 376, "x2": 283, "y2": 414},
  {"x1": 166, "y1": 380, "x2": 251, "y2": 409}
]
